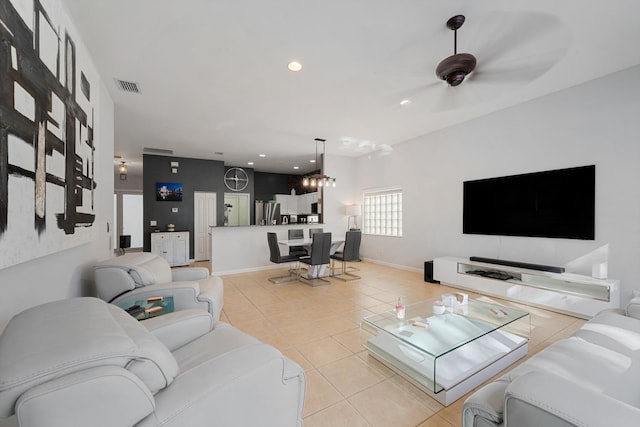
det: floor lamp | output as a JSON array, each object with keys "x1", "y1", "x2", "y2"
[{"x1": 346, "y1": 204, "x2": 361, "y2": 230}]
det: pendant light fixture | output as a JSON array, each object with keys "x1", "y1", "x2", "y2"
[
  {"x1": 119, "y1": 161, "x2": 127, "y2": 181},
  {"x1": 302, "y1": 138, "x2": 336, "y2": 188}
]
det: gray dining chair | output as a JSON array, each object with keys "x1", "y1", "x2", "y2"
[
  {"x1": 267, "y1": 232, "x2": 301, "y2": 283},
  {"x1": 287, "y1": 228, "x2": 308, "y2": 256},
  {"x1": 308, "y1": 228, "x2": 323, "y2": 238},
  {"x1": 330, "y1": 231, "x2": 361, "y2": 280},
  {"x1": 299, "y1": 232, "x2": 332, "y2": 285}
]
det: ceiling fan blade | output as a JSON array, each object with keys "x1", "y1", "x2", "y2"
[
  {"x1": 432, "y1": 83, "x2": 482, "y2": 111},
  {"x1": 386, "y1": 81, "x2": 440, "y2": 110},
  {"x1": 469, "y1": 10, "x2": 569, "y2": 67},
  {"x1": 469, "y1": 45, "x2": 568, "y2": 88}
]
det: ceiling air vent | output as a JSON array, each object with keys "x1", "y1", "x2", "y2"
[
  {"x1": 143, "y1": 147, "x2": 174, "y2": 155},
  {"x1": 115, "y1": 79, "x2": 140, "y2": 94}
]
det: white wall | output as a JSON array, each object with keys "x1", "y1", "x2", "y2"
[
  {"x1": 0, "y1": 1, "x2": 114, "y2": 330},
  {"x1": 324, "y1": 153, "x2": 359, "y2": 236},
  {"x1": 356, "y1": 65, "x2": 640, "y2": 301}
]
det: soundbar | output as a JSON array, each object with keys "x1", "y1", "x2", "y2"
[{"x1": 469, "y1": 256, "x2": 565, "y2": 273}]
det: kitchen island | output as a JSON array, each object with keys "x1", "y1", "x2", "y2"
[{"x1": 209, "y1": 224, "x2": 333, "y2": 274}]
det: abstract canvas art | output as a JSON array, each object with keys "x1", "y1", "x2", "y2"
[{"x1": 0, "y1": 0, "x2": 100, "y2": 269}]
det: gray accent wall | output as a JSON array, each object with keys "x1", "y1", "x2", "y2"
[{"x1": 143, "y1": 154, "x2": 235, "y2": 256}]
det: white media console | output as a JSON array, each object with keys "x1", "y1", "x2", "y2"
[{"x1": 433, "y1": 257, "x2": 620, "y2": 319}]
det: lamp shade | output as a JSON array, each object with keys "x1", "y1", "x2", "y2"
[{"x1": 345, "y1": 204, "x2": 361, "y2": 216}]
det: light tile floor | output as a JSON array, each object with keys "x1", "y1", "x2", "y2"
[{"x1": 205, "y1": 261, "x2": 586, "y2": 427}]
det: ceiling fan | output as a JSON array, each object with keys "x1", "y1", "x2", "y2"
[
  {"x1": 435, "y1": 15, "x2": 476, "y2": 86},
  {"x1": 383, "y1": 11, "x2": 569, "y2": 111}
]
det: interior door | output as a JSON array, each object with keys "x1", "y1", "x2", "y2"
[{"x1": 194, "y1": 192, "x2": 217, "y2": 261}]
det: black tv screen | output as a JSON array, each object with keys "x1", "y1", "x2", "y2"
[{"x1": 463, "y1": 165, "x2": 595, "y2": 240}]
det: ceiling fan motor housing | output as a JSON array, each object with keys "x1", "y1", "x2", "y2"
[
  {"x1": 436, "y1": 53, "x2": 477, "y2": 86},
  {"x1": 436, "y1": 15, "x2": 477, "y2": 86}
]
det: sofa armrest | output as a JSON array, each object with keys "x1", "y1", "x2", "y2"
[
  {"x1": 171, "y1": 267, "x2": 209, "y2": 281},
  {"x1": 143, "y1": 309, "x2": 214, "y2": 351},
  {"x1": 625, "y1": 297, "x2": 640, "y2": 319},
  {"x1": 462, "y1": 379, "x2": 509, "y2": 427},
  {"x1": 505, "y1": 372, "x2": 640, "y2": 427},
  {"x1": 15, "y1": 366, "x2": 154, "y2": 427}
]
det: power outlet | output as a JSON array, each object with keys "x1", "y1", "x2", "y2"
[
  {"x1": 172, "y1": 208, "x2": 178, "y2": 213},
  {"x1": 150, "y1": 220, "x2": 157, "y2": 226}
]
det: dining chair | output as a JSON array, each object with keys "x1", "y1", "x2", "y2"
[
  {"x1": 287, "y1": 228, "x2": 308, "y2": 256},
  {"x1": 267, "y1": 232, "x2": 301, "y2": 283},
  {"x1": 308, "y1": 228, "x2": 323, "y2": 238},
  {"x1": 299, "y1": 232, "x2": 332, "y2": 285},
  {"x1": 330, "y1": 230, "x2": 362, "y2": 280}
]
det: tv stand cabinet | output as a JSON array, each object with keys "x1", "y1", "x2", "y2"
[{"x1": 433, "y1": 257, "x2": 620, "y2": 319}]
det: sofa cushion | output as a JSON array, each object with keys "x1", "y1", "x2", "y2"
[{"x1": 0, "y1": 298, "x2": 179, "y2": 418}]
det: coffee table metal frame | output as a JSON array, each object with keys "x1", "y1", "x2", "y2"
[{"x1": 360, "y1": 297, "x2": 530, "y2": 406}]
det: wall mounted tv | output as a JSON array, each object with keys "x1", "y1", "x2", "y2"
[{"x1": 463, "y1": 165, "x2": 595, "y2": 240}]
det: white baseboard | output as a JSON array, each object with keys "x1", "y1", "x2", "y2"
[{"x1": 360, "y1": 257, "x2": 422, "y2": 274}]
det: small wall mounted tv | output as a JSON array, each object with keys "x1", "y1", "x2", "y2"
[
  {"x1": 463, "y1": 165, "x2": 595, "y2": 240},
  {"x1": 156, "y1": 182, "x2": 183, "y2": 201}
]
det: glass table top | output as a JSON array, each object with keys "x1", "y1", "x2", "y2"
[{"x1": 361, "y1": 297, "x2": 530, "y2": 358}]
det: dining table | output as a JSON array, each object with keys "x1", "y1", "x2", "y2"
[{"x1": 278, "y1": 238, "x2": 344, "y2": 279}]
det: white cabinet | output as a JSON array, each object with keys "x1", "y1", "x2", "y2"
[
  {"x1": 275, "y1": 192, "x2": 319, "y2": 214},
  {"x1": 297, "y1": 192, "x2": 319, "y2": 213},
  {"x1": 275, "y1": 194, "x2": 297, "y2": 214},
  {"x1": 151, "y1": 231, "x2": 189, "y2": 266},
  {"x1": 433, "y1": 256, "x2": 620, "y2": 319}
]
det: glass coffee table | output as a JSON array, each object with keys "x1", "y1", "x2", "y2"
[{"x1": 361, "y1": 297, "x2": 530, "y2": 406}]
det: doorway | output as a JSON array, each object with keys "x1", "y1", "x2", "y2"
[
  {"x1": 194, "y1": 192, "x2": 217, "y2": 261},
  {"x1": 223, "y1": 193, "x2": 250, "y2": 226},
  {"x1": 113, "y1": 192, "x2": 143, "y2": 252}
]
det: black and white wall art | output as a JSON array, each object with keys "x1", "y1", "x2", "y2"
[{"x1": 0, "y1": 0, "x2": 100, "y2": 269}]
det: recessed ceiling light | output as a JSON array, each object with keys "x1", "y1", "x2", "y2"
[
  {"x1": 310, "y1": 159, "x2": 316, "y2": 163},
  {"x1": 247, "y1": 162, "x2": 254, "y2": 166},
  {"x1": 259, "y1": 154, "x2": 266, "y2": 158},
  {"x1": 293, "y1": 166, "x2": 299, "y2": 170},
  {"x1": 287, "y1": 61, "x2": 302, "y2": 72},
  {"x1": 400, "y1": 99, "x2": 411, "y2": 106}
]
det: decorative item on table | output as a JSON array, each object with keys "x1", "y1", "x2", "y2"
[
  {"x1": 432, "y1": 300, "x2": 446, "y2": 315},
  {"x1": 489, "y1": 307, "x2": 509, "y2": 318},
  {"x1": 441, "y1": 292, "x2": 468, "y2": 307},
  {"x1": 395, "y1": 297, "x2": 405, "y2": 320},
  {"x1": 167, "y1": 223, "x2": 175, "y2": 232}
]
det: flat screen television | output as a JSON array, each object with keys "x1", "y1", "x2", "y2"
[{"x1": 463, "y1": 165, "x2": 595, "y2": 240}]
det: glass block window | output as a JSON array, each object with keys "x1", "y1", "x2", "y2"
[{"x1": 363, "y1": 189, "x2": 402, "y2": 237}]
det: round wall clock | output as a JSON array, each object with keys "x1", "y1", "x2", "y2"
[{"x1": 224, "y1": 167, "x2": 249, "y2": 191}]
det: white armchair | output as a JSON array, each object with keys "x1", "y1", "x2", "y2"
[
  {"x1": 93, "y1": 252, "x2": 223, "y2": 319},
  {"x1": 0, "y1": 298, "x2": 305, "y2": 427}
]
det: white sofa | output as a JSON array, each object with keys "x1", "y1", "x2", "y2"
[
  {"x1": 94, "y1": 252, "x2": 223, "y2": 320},
  {"x1": 0, "y1": 297, "x2": 305, "y2": 427},
  {"x1": 462, "y1": 297, "x2": 640, "y2": 427}
]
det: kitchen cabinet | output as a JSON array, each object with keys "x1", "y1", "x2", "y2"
[
  {"x1": 275, "y1": 194, "x2": 298, "y2": 214},
  {"x1": 275, "y1": 192, "x2": 319, "y2": 214},
  {"x1": 298, "y1": 192, "x2": 318, "y2": 213}
]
